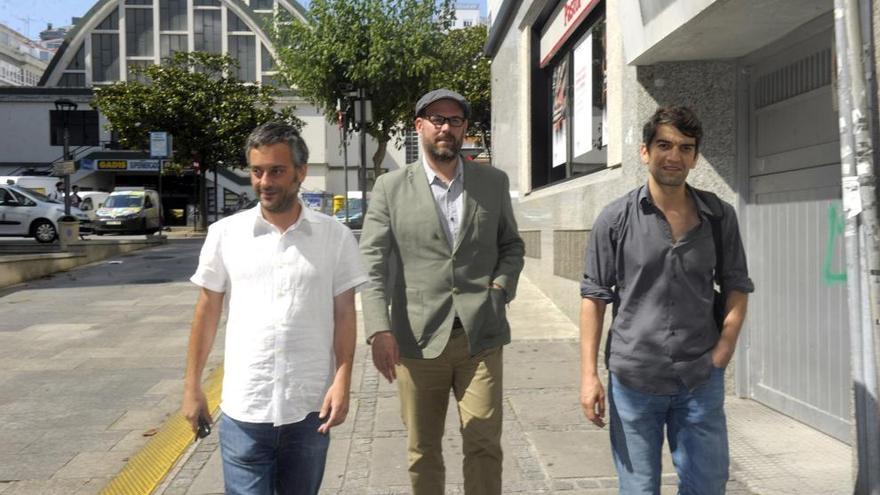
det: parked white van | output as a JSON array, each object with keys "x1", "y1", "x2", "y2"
[
  {"x1": 94, "y1": 188, "x2": 162, "y2": 235},
  {"x1": 0, "y1": 184, "x2": 92, "y2": 243},
  {"x1": 77, "y1": 191, "x2": 110, "y2": 221}
]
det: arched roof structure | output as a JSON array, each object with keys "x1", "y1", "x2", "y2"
[{"x1": 38, "y1": 0, "x2": 306, "y2": 87}]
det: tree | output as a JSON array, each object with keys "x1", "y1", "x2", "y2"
[
  {"x1": 431, "y1": 24, "x2": 492, "y2": 155},
  {"x1": 271, "y1": 0, "x2": 453, "y2": 177},
  {"x1": 91, "y1": 52, "x2": 301, "y2": 230}
]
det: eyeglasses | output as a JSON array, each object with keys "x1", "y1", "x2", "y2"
[{"x1": 424, "y1": 114, "x2": 466, "y2": 128}]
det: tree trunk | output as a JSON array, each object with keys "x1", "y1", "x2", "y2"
[
  {"x1": 372, "y1": 139, "x2": 388, "y2": 182},
  {"x1": 198, "y1": 171, "x2": 208, "y2": 231}
]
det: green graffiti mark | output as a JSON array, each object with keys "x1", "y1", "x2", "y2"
[{"x1": 823, "y1": 202, "x2": 847, "y2": 284}]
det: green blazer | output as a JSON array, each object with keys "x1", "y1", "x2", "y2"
[{"x1": 359, "y1": 160, "x2": 525, "y2": 359}]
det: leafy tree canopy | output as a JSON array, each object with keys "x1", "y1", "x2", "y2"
[
  {"x1": 271, "y1": 0, "x2": 454, "y2": 170},
  {"x1": 92, "y1": 52, "x2": 301, "y2": 173}
]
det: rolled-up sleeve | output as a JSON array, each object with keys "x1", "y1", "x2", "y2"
[
  {"x1": 333, "y1": 228, "x2": 369, "y2": 296},
  {"x1": 581, "y1": 208, "x2": 617, "y2": 302},
  {"x1": 720, "y1": 204, "x2": 755, "y2": 294},
  {"x1": 190, "y1": 223, "x2": 228, "y2": 293}
]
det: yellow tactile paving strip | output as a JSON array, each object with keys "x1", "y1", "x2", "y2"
[{"x1": 100, "y1": 364, "x2": 224, "y2": 495}]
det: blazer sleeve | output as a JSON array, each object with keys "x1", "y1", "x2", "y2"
[
  {"x1": 491, "y1": 172, "x2": 525, "y2": 301},
  {"x1": 359, "y1": 174, "x2": 394, "y2": 337}
]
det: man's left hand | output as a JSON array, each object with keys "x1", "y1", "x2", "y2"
[
  {"x1": 318, "y1": 382, "x2": 349, "y2": 434},
  {"x1": 711, "y1": 338, "x2": 736, "y2": 369}
]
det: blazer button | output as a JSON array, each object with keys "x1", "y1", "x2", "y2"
[{"x1": 452, "y1": 287, "x2": 460, "y2": 295}]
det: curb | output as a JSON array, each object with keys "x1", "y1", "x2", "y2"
[{"x1": 99, "y1": 365, "x2": 224, "y2": 495}]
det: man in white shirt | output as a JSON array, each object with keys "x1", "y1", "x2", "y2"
[{"x1": 182, "y1": 122, "x2": 367, "y2": 495}]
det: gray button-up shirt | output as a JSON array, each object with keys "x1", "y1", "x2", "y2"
[
  {"x1": 581, "y1": 185, "x2": 754, "y2": 394},
  {"x1": 423, "y1": 158, "x2": 464, "y2": 249}
]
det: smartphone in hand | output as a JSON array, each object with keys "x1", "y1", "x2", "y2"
[{"x1": 197, "y1": 415, "x2": 212, "y2": 439}]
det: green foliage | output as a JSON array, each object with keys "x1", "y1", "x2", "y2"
[
  {"x1": 91, "y1": 52, "x2": 301, "y2": 172},
  {"x1": 271, "y1": 0, "x2": 454, "y2": 168},
  {"x1": 431, "y1": 24, "x2": 491, "y2": 150}
]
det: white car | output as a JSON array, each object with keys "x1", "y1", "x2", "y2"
[{"x1": 0, "y1": 184, "x2": 92, "y2": 243}]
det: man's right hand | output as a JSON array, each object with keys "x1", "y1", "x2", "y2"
[
  {"x1": 371, "y1": 331, "x2": 400, "y2": 383},
  {"x1": 580, "y1": 374, "x2": 606, "y2": 428},
  {"x1": 182, "y1": 388, "x2": 210, "y2": 434}
]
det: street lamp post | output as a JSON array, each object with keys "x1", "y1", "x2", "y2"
[
  {"x1": 54, "y1": 98, "x2": 77, "y2": 216},
  {"x1": 356, "y1": 89, "x2": 372, "y2": 221}
]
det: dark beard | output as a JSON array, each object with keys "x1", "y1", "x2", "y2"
[
  {"x1": 255, "y1": 180, "x2": 300, "y2": 213},
  {"x1": 426, "y1": 136, "x2": 462, "y2": 162}
]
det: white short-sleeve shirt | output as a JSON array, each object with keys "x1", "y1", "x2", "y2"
[{"x1": 190, "y1": 202, "x2": 368, "y2": 426}]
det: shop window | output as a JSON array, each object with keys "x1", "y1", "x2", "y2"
[{"x1": 531, "y1": 6, "x2": 606, "y2": 190}]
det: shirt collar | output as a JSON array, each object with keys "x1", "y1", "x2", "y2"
[
  {"x1": 638, "y1": 184, "x2": 716, "y2": 219},
  {"x1": 251, "y1": 198, "x2": 315, "y2": 236},
  {"x1": 422, "y1": 157, "x2": 464, "y2": 186}
]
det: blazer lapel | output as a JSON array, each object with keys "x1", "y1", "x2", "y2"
[
  {"x1": 407, "y1": 162, "x2": 451, "y2": 251},
  {"x1": 453, "y1": 161, "x2": 478, "y2": 254}
]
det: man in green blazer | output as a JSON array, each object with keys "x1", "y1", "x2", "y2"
[{"x1": 360, "y1": 89, "x2": 525, "y2": 495}]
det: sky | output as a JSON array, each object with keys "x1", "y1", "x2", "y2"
[{"x1": 0, "y1": 0, "x2": 488, "y2": 40}]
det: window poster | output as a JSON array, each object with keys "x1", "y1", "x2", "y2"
[
  {"x1": 551, "y1": 58, "x2": 569, "y2": 168},
  {"x1": 572, "y1": 33, "x2": 593, "y2": 159}
]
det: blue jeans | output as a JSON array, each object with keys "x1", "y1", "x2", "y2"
[
  {"x1": 608, "y1": 368, "x2": 729, "y2": 495},
  {"x1": 219, "y1": 412, "x2": 329, "y2": 495}
]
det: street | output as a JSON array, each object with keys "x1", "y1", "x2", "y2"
[{"x1": 0, "y1": 238, "x2": 218, "y2": 493}]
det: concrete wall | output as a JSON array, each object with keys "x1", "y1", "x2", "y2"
[{"x1": 0, "y1": 238, "x2": 163, "y2": 289}]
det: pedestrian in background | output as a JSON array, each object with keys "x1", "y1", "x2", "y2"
[
  {"x1": 69, "y1": 185, "x2": 81, "y2": 208},
  {"x1": 359, "y1": 88, "x2": 525, "y2": 495},
  {"x1": 47, "y1": 181, "x2": 64, "y2": 202},
  {"x1": 182, "y1": 122, "x2": 367, "y2": 495},
  {"x1": 579, "y1": 106, "x2": 754, "y2": 494}
]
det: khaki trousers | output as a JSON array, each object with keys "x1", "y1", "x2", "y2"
[{"x1": 396, "y1": 329, "x2": 504, "y2": 495}]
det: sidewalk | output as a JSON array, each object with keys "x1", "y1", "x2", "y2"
[{"x1": 156, "y1": 275, "x2": 852, "y2": 494}]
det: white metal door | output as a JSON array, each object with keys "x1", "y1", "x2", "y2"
[{"x1": 745, "y1": 24, "x2": 851, "y2": 442}]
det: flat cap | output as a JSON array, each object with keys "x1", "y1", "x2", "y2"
[{"x1": 414, "y1": 88, "x2": 471, "y2": 119}]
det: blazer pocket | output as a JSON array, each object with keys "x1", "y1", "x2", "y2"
[{"x1": 489, "y1": 287, "x2": 507, "y2": 323}]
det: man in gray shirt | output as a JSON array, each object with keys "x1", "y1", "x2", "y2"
[{"x1": 580, "y1": 106, "x2": 754, "y2": 494}]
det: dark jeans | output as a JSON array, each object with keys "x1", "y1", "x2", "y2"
[{"x1": 219, "y1": 412, "x2": 329, "y2": 495}]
